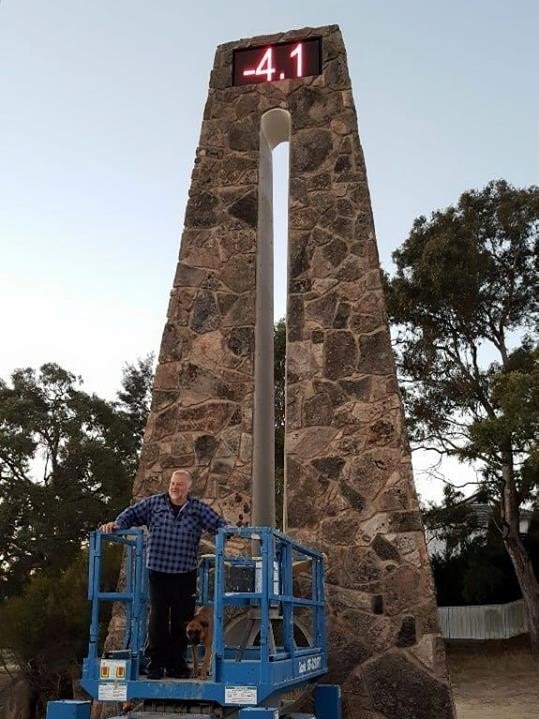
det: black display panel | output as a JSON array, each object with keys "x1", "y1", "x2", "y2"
[{"x1": 233, "y1": 37, "x2": 321, "y2": 86}]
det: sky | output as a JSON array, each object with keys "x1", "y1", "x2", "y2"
[{"x1": 1, "y1": 1, "x2": 538, "y2": 501}]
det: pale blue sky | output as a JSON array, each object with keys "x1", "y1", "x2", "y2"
[{"x1": 1, "y1": 1, "x2": 538, "y2": 497}]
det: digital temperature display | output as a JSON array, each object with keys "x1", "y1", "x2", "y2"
[{"x1": 233, "y1": 38, "x2": 321, "y2": 86}]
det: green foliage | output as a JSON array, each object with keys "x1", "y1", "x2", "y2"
[
  {"x1": 116, "y1": 354, "x2": 154, "y2": 457},
  {"x1": 424, "y1": 489, "x2": 539, "y2": 605},
  {"x1": 0, "y1": 553, "x2": 89, "y2": 667},
  {"x1": 387, "y1": 179, "x2": 538, "y2": 503},
  {"x1": 0, "y1": 358, "x2": 153, "y2": 600},
  {"x1": 0, "y1": 356, "x2": 152, "y2": 705},
  {"x1": 0, "y1": 545, "x2": 122, "y2": 705},
  {"x1": 387, "y1": 179, "x2": 539, "y2": 632},
  {"x1": 466, "y1": 345, "x2": 539, "y2": 504},
  {"x1": 431, "y1": 536, "x2": 516, "y2": 606},
  {"x1": 430, "y1": 518, "x2": 539, "y2": 606},
  {"x1": 423, "y1": 485, "x2": 482, "y2": 560}
]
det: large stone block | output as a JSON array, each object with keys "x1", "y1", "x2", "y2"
[{"x1": 362, "y1": 653, "x2": 454, "y2": 719}]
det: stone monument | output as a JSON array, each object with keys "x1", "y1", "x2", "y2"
[{"x1": 132, "y1": 25, "x2": 456, "y2": 719}]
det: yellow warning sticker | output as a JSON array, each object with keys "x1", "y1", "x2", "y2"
[{"x1": 99, "y1": 659, "x2": 127, "y2": 681}]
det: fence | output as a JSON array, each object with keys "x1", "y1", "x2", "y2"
[{"x1": 438, "y1": 599, "x2": 528, "y2": 640}]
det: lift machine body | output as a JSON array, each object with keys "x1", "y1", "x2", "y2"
[{"x1": 46, "y1": 527, "x2": 341, "y2": 719}]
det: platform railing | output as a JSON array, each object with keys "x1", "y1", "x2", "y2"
[
  {"x1": 208, "y1": 526, "x2": 327, "y2": 687},
  {"x1": 82, "y1": 526, "x2": 327, "y2": 705},
  {"x1": 86, "y1": 529, "x2": 148, "y2": 663}
]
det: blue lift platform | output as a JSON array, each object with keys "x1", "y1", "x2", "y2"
[{"x1": 47, "y1": 526, "x2": 341, "y2": 719}]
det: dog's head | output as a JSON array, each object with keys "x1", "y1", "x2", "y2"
[{"x1": 186, "y1": 618, "x2": 209, "y2": 645}]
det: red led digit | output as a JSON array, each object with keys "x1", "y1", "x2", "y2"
[
  {"x1": 255, "y1": 48, "x2": 276, "y2": 82},
  {"x1": 243, "y1": 47, "x2": 276, "y2": 82},
  {"x1": 243, "y1": 47, "x2": 277, "y2": 82},
  {"x1": 290, "y1": 43, "x2": 303, "y2": 77}
]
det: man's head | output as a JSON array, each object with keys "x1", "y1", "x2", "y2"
[{"x1": 168, "y1": 470, "x2": 192, "y2": 505}]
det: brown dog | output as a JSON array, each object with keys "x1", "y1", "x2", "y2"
[{"x1": 186, "y1": 606, "x2": 213, "y2": 679}]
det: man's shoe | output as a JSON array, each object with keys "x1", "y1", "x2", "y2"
[
  {"x1": 166, "y1": 665, "x2": 191, "y2": 679},
  {"x1": 147, "y1": 666, "x2": 164, "y2": 680}
]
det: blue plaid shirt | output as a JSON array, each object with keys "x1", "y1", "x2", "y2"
[{"x1": 115, "y1": 493, "x2": 228, "y2": 573}]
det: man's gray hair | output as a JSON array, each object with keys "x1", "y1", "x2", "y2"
[{"x1": 170, "y1": 469, "x2": 193, "y2": 484}]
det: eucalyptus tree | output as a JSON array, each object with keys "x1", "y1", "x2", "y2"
[{"x1": 386, "y1": 180, "x2": 539, "y2": 650}]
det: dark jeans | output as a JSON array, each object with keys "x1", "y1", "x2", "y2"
[{"x1": 147, "y1": 569, "x2": 197, "y2": 671}]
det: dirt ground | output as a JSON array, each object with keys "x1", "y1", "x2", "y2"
[
  {"x1": 447, "y1": 636, "x2": 539, "y2": 718},
  {"x1": 2, "y1": 639, "x2": 539, "y2": 718}
]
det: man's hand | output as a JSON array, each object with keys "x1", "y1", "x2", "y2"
[{"x1": 100, "y1": 521, "x2": 119, "y2": 533}]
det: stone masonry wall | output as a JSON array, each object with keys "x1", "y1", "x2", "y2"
[{"x1": 133, "y1": 24, "x2": 456, "y2": 719}]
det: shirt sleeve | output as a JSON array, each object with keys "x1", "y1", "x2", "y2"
[
  {"x1": 115, "y1": 497, "x2": 152, "y2": 529},
  {"x1": 198, "y1": 502, "x2": 229, "y2": 535}
]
